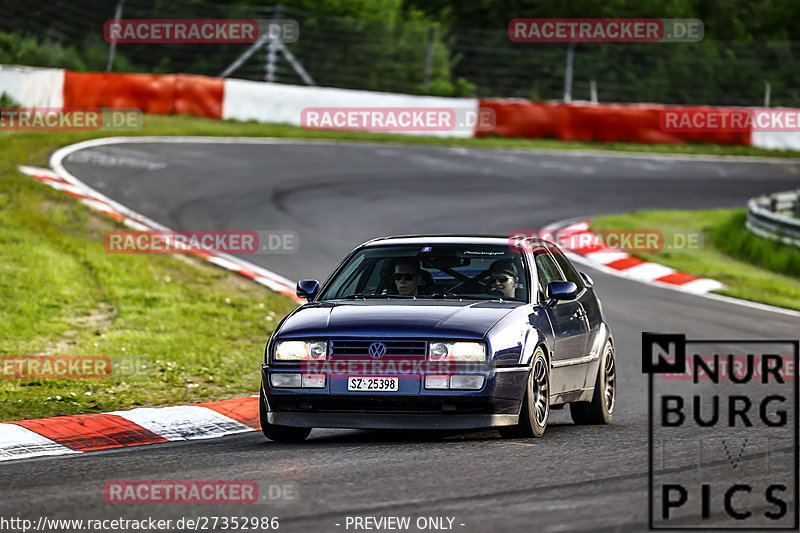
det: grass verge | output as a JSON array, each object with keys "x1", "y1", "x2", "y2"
[
  {"x1": 0, "y1": 123, "x2": 306, "y2": 422},
  {"x1": 591, "y1": 209, "x2": 800, "y2": 311}
]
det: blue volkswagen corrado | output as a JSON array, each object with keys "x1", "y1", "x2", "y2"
[{"x1": 260, "y1": 236, "x2": 616, "y2": 441}]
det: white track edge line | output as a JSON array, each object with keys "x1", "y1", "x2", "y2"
[{"x1": 47, "y1": 135, "x2": 800, "y2": 164}]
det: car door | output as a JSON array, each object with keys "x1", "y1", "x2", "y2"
[
  {"x1": 548, "y1": 244, "x2": 599, "y2": 388},
  {"x1": 549, "y1": 244, "x2": 598, "y2": 339},
  {"x1": 534, "y1": 250, "x2": 590, "y2": 393}
]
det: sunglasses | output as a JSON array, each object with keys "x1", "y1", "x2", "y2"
[
  {"x1": 394, "y1": 272, "x2": 417, "y2": 281},
  {"x1": 489, "y1": 275, "x2": 511, "y2": 283}
]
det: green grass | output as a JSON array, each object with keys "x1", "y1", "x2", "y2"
[
  {"x1": 713, "y1": 211, "x2": 800, "y2": 277},
  {"x1": 591, "y1": 209, "x2": 800, "y2": 311},
  {"x1": 2, "y1": 113, "x2": 799, "y2": 421},
  {"x1": 0, "y1": 123, "x2": 305, "y2": 421}
]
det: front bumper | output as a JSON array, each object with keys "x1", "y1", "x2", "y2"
[
  {"x1": 266, "y1": 411, "x2": 518, "y2": 430},
  {"x1": 261, "y1": 364, "x2": 529, "y2": 430}
]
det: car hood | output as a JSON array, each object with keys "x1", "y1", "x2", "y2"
[{"x1": 277, "y1": 300, "x2": 519, "y2": 339}]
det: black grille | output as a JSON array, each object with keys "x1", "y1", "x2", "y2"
[{"x1": 330, "y1": 339, "x2": 427, "y2": 358}]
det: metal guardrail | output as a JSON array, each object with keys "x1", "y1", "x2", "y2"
[{"x1": 746, "y1": 190, "x2": 800, "y2": 248}]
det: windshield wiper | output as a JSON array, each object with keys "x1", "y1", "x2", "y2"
[
  {"x1": 429, "y1": 293, "x2": 462, "y2": 299},
  {"x1": 459, "y1": 294, "x2": 511, "y2": 301},
  {"x1": 339, "y1": 293, "x2": 416, "y2": 300}
]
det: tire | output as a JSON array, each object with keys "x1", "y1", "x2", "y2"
[
  {"x1": 499, "y1": 347, "x2": 549, "y2": 438},
  {"x1": 570, "y1": 340, "x2": 616, "y2": 425},
  {"x1": 259, "y1": 389, "x2": 311, "y2": 442}
]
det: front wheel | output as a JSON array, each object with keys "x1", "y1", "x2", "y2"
[
  {"x1": 500, "y1": 347, "x2": 549, "y2": 438},
  {"x1": 570, "y1": 340, "x2": 616, "y2": 425},
  {"x1": 259, "y1": 389, "x2": 311, "y2": 442}
]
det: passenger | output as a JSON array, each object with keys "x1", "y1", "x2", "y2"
[
  {"x1": 486, "y1": 259, "x2": 519, "y2": 299},
  {"x1": 393, "y1": 259, "x2": 422, "y2": 296}
]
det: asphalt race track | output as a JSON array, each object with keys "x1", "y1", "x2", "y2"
[{"x1": 3, "y1": 139, "x2": 800, "y2": 532}]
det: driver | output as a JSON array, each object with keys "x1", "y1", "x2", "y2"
[
  {"x1": 393, "y1": 259, "x2": 423, "y2": 296},
  {"x1": 487, "y1": 259, "x2": 519, "y2": 299}
]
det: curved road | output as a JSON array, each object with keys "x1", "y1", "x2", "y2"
[{"x1": 3, "y1": 139, "x2": 799, "y2": 532}]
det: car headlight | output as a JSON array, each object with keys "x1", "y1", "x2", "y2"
[
  {"x1": 274, "y1": 340, "x2": 328, "y2": 361},
  {"x1": 428, "y1": 341, "x2": 486, "y2": 362}
]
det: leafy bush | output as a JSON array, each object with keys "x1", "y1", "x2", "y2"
[
  {"x1": 0, "y1": 91, "x2": 21, "y2": 108},
  {"x1": 712, "y1": 210, "x2": 800, "y2": 277},
  {"x1": 0, "y1": 32, "x2": 136, "y2": 72}
]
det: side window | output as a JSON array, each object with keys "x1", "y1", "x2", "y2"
[
  {"x1": 549, "y1": 247, "x2": 585, "y2": 291},
  {"x1": 534, "y1": 252, "x2": 565, "y2": 300},
  {"x1": 360, "y1": 259, "x2": 387, "y2": 294},
  {"x1": 325, "y1": 255, "x2": 366, "y2": 298}
]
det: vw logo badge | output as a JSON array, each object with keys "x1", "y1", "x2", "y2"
[{"x1": 368, "y1": 342, "x2": 387, "y2": 358}]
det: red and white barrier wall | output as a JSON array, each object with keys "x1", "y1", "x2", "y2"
[
  {"x1": 751, "y1": 131, "x2": 800, "y2": 151},
  {"x1": 223, "y1": 78, "x2": 479, "y2": 138},
  {"x1": 63, "y1": 70, "x2": 224, "y2": 118},
  {"x1": 477, "y1": 99, "x2": 753, "y2": 146},
  {"x1": 2, "y1": 64, "x2": 799, "y2": 149},
  {"x1": 0, "y1": 65, "x2": 64, "y2": 108},
  {"x1": 0, "y1": 65, "x2": 477, "y2": 138}
]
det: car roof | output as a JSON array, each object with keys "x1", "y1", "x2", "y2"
[
  {"x1": 359, "y1": 235, "x2": 559, "y2": 252},
  {"x1": 359, "y1": 235, "x2": 514, "y2": 248}
]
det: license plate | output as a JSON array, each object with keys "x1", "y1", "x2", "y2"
[{"x1": 347, "y1": 376, "x2": 399, "y2": 392}]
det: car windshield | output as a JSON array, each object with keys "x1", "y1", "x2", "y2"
[{"x1": 318, "y1": 243, "x2": 528, "y2": 302}]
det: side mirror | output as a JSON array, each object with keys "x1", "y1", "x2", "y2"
[
  {"x1": 580, "y1": 272, "x2": 593, "y2": 288},
  {"x1": 546, "y1": 281, "x2": 578, "y2": 307},
  {"x1": 296, "y1": 279, "x2": 320, "y2": 301}
]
